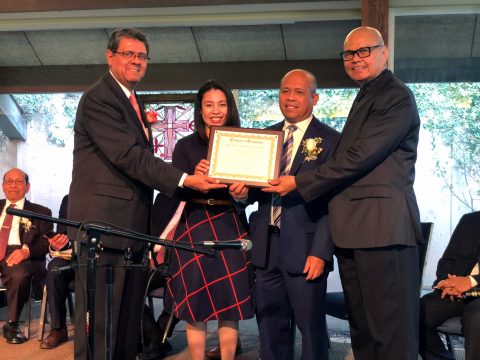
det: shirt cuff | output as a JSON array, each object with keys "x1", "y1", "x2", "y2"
[
  {"x1": 470, "y1": 275, "x2": 478, "y2": 288},
  {"x1": 178, "y1": 173, "x2": 187, "y2": 188}
]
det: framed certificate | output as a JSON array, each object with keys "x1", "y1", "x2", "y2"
[{"x1": 207, "y1": 126, "x2": 283, "y2": 187}]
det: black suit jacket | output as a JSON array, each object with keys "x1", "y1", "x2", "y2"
[
  {"x1": 0, "y1": 199, "x2": 52, "y2": 260},
  {"x1": 0, "y1": 199, "x2": 52, "y2": 297},
  {"x1": 433, "y1": 211, "x2": 480, "y2": 287},
  {"x1": 248, "y1": 117, "x2": 340, "y2": 273},
  {"x1": 68, "y1": 72, "x2": 183, "y2": 250},
  {"x1": 296, "y1": 70, "x2": 422, "y2": 249}
]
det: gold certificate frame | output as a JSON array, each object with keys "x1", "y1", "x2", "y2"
[{"x1": 207, "y1": 126, "x2": 283, "y2": 187}]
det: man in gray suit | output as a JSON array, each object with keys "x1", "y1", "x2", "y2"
[
  {"x1": 264, "y1": 26, "x2": 423, "y2": 360},
  {"x1": 68, "y1": 28, "x2": 224, "y2": 359}
]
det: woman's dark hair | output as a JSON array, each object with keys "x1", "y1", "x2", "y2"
[
  {"x1": 194, "y1": 79, "x2": 240, "y2": 143},
  {"x1": 107, "y1": 28, "x2": 150, "y2": 55}
]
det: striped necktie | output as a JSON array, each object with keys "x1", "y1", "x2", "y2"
[
  {"x1": 272, "y1": 125, "x2": 297, "y2": 228},
  {"x1": 0, "y1": 204, "x2": 15, "y2": 261}
]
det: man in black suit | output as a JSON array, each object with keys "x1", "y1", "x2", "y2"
[
  {"x1": 419, "y1": 211, "x2": 480, "y2": 360},
  {"x1": 1, "y1": 168, "x2": 52, "y2": 344},
  {"x1": 40, "y1": 195, "x2": 73, "y2": 349},
  {"x1": 231, "y1": 69, "x2": 339, "y2": 360},
  {"x1": 264, "y1": 27, "x2": 423, "y2": 360},
  {"x1": 68, "y1": 28, "x2": 224, "y2": 359}
]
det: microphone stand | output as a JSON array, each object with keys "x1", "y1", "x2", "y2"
[{"x1": 7, "y1": 208, "x2": 217, "y2": 360}]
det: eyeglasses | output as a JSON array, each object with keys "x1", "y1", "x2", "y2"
[
  {"x1": 3, "y1": 180, "x2": 26, "y2": 186},
  {"x1": 113, "y1": 51, "x2": 150, "y2": 62},
  {"x1": 340, "y1": 45, "x2": 383, "y2": 61}
]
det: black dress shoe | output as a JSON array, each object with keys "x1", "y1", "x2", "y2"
[
  {"x1": 205, "y1": 337, "x2": 242, "y2": 360},
  {"x1": 40, "y1": 328, "x2": 68, "y2": 349},
  {"x1": 2, "y1": 322, "x2": 27, "y2": 344},
  {"x1": 140, "y1": 338, "x2": 173, "y2": 360}
]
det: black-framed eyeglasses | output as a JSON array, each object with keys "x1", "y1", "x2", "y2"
[
  {"x1": 340, "y1": 45, "x2": 383, "y2": 61},
  {"x1": 113, "y1": 51, "x2": 150, "y2": 61}
]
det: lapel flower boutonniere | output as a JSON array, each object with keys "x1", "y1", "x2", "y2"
[
  {"x1": 20, "y1": 218, "x2": 35, "y2": 232},
  {"x1": 145, "y1": 108, "x2": 158, "y2": 124},
  {"x1": 301, "y1": 137, "x2": 323, "y2": 161}
]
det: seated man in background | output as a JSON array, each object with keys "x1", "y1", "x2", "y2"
[
  {"x1": 40, "y1": 233, "x2": 73, "y2": 349},
  {"x1": 419, "y1": 211, "x2": 480, "y2": 360},
  {"x1": 1, "y1": 168, "x2": 52, "y2": 344},
  {"x1": 40, "y1": 194, "x2": 74, "y2": 349}
]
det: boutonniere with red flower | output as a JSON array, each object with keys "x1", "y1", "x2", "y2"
[
  {"x1": 145, "y1": 108, "x2": 158, "y2": 124},
  {"x1": 301, "y1": 137, "x2": 323, "y2": 161}
]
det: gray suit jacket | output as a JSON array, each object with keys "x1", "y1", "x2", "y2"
[
  {"x1": 296, "y1": 70, "x2": 422, "y2": 249},
  {"x1": 68, "y1": 72, "x2": 183, "y2": 251}
]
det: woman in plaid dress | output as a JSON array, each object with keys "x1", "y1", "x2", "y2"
[{"x1": 165, "y1": 80, "x2": 254, "y2": 360}]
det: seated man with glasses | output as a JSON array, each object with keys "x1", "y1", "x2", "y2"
[{"x1": 1, "y1": 168, "x2": 52, "y2": 344}]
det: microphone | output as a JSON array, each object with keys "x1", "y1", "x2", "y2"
[
  {"x1": 6, "y1": 207, "x2": 81, "y2": 229},
  {"x1": 200, "y1": 239, "x2": 252, "y2": 251}
]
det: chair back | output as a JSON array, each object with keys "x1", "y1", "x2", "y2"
[{"x1": 418, "y1": 222, "x2": 434, "y2": 293}]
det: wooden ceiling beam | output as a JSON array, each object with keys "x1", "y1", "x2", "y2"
[{"x1": 362, "y1": 0, "x2": 389, "y2": 45}]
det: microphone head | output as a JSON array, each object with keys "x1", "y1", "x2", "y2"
[{"x1": 242, "y1": 239, "x2": 253, "y2": 251}]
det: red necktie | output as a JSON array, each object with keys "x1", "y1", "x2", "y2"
[
  {"x1": 0, "y1": 204, "x2": 15, "y2": 261},
  {"x1": 129, "y1": 93, "x2": 149, "y2": 139}
]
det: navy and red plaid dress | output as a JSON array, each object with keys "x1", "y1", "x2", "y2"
[{"x1": 165, "y1": 133, "x2": 254, "y2": 322}]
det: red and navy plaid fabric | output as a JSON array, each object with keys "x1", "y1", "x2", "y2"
[{"x1": 166, "y1": 203, "x2": 254, "y2": 322}]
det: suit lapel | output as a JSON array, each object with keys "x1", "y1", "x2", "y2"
[
  {"x1": 334, "y1": 71, "x2": 393, "y2": 156},
  {"x1": 104, "y1": 73, "x2": 151, "y2": 145}
]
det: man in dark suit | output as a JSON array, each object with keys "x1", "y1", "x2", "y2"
[
  {"x1": 1, "y1": 168, "x2": 52, "y2": 344},
  {"x1": 419, "y1": 211, "x2": 480, "y2": 360},
  {"x1": 40, "y1": 195, "x2": 73, "y2": 349},
  {"x1": 231, "y1": 69, "x2": 339, "y2": 360},
  {"x1": 265, "y1": 27, "x2": 423, "y2": 360},
  {"x1": 68, "y1": 28, "x2": 225, "y2": 359}
]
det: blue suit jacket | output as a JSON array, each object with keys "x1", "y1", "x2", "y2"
[{"x1": 248, "y1": 117, "x2": 340, "y2": 274}]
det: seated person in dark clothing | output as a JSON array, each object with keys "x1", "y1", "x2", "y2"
[
  {"x1": 419, "y1": 211, "x2": 480, "y2": 360},
  {"x1": 40, "y1": 195, "x2": 74, "y2": 349},
  {"x1": 40, "y1": 233, "x2": 73, "y2": 349},
  {"x1": 138, "y1": 192, "x2": 181, "y2": 359},
  {"x1": 1, "y1": 168, "x2": 52, "y2": 344}
]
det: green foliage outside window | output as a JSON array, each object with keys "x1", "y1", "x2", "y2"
[{"x1": 12, "y1": 82, "x2": 480, "y2": 211}]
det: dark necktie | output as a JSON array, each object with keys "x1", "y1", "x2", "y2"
[
  {"x1": 272, "y1": 125, "x2": 297, "y2": 228},
  {"x1": 0, "y1": 204, "x2": 15, "y2": 261}
]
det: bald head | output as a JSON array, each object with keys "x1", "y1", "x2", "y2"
[
  {"x1": 344, "y1": 26, "x2": 384, "y2": 48},
  {"x1": 280, "y1": 69, "x2": 317, "y2": 95},
  {"x1": 342, "y1": 26, "x2": 388, "y2": 85},
  {"x1": 279, "y1": 69, "x2": 319, "y2": 124}
]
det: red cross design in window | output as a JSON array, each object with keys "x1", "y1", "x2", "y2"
[{"x1": 150, "y1": 104, "x2": 194, "y2": 161}]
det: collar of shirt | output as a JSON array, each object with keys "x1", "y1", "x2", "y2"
[
  {"x1": 283, "y1": 115, "x2": 313, "y2": 162},
  {"x1": 109, "y1": 71, "x2": 133, "y2": 99},
  {"x1": 3, "y1": 198, "x2": 25, "y2": 214},
  {"x1": 2, "y1": 197, "x2": 26, "y2": 246}
]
